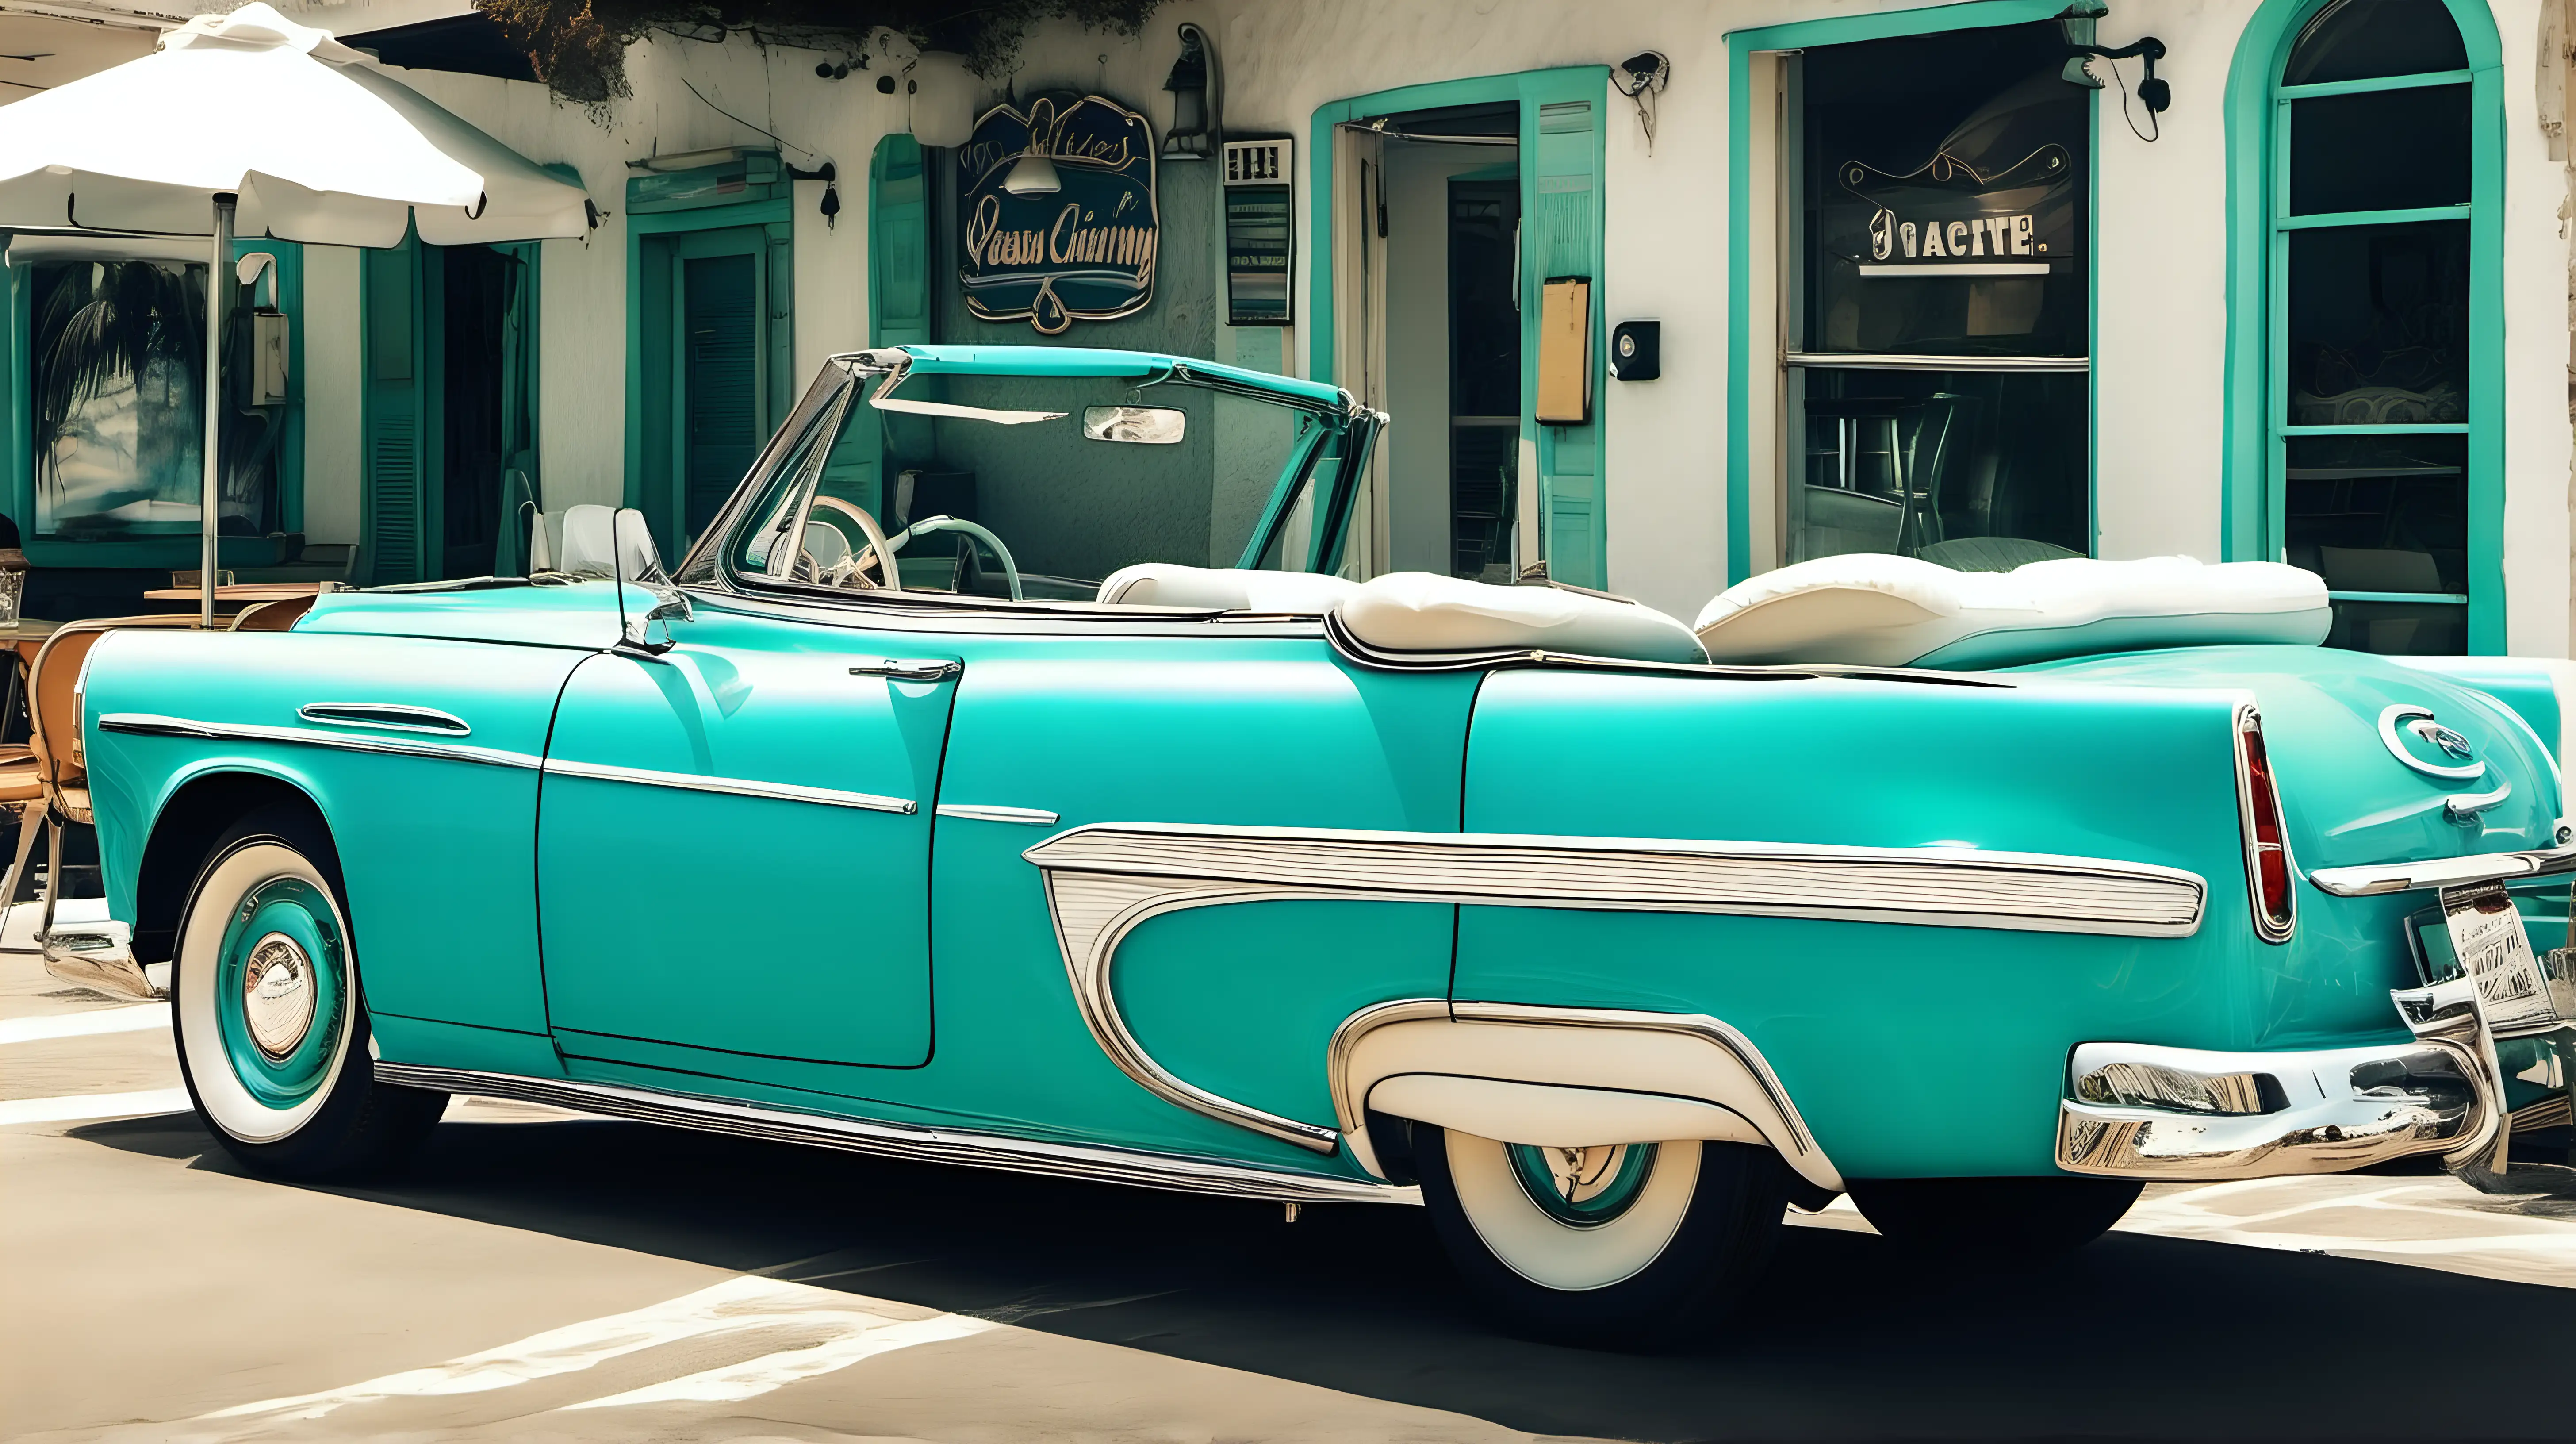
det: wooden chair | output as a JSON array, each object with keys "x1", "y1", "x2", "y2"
[
  {"x1": 231, "y1": 594, "x2": 319, "y2": 632},
  {"x1": 10, "y1": 615, "x2": 199, "y2": 969}
]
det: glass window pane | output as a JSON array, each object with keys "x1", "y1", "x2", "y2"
[
  {"x1": 1801, "y1": 23, "x2": 2089, "y2": 358},
  {"x1": 2284, "y1": 432, "x2": 2466, "y2": 602},
  {"x1": 2285, "y1": 220, "x2": 2467, "y2": 423},
  {"x1": 1790, "y1": 369, "x2": 2087, "y2": 566},
  {"x1": 30, "y1": 259, "x2": 276, "y2": 544},
  {"x1": 2282, "y1": 0, "x2": 2467, "y2": 86},
  {"x1": 2318, "y1": 596, "x2": 2466, "y2": 653},
  {"x1": 2288, "y1": 83, "x2": 2469, "y2": 215}
]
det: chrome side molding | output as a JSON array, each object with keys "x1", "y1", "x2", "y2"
[
  {"x1": 1024, "y1": 821, "x2": 2196, "y2": 1154},
  {"x1": 295, "y1": 703, "x2": 472, "y2": 736},
  {"x1": 539, "y1": 758, "x2": 916, "y2": 815},
  {"x1": 373, "y1": 1061, "x2": 1414, "y2": 1206},
  {"x1": 935, "y1": 803, "x2": 1060, "y2": 826},
  {"x1": 98, "y1": 713, "x2": 542, "y2": 772}
]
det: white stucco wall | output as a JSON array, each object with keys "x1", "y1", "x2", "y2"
[{"x1": 268, "y1": 0, "x2": 2576, "y2": 650}]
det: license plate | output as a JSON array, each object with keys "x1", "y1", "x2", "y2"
[{"x1": 2440, "y1": 882, "x2": 2567, "y2": 1037}]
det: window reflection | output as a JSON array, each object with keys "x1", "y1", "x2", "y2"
[
  {"x1": 2286, "y1": 220, "x2": 2468, "y2": 424},
  {"x1": 1793, "y1": 369, "x2": 2086, "y2": 567},
  {"x1": 2285, "y1": 434, "x2": 2466, "y2": 653},
  {"x1": 2288, "y1": 85, "x2": 2467, "y2": 215},
  {"x1": 2282, "y1": 0, "x2": 2468, "y2": 85}
]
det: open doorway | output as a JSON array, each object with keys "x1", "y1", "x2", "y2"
[
  {"x1": 436, "y1": 244, "x2": 534, "y2": 579},
  {"x1": 1340, "y1": 104, "x2": 1523, "y2": 581}
]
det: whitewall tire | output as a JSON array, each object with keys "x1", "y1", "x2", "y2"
[
  {"x1": 1414, "y1": 1125, "x2": 1789, "y2": 1346},
  {"x1": 171, "y1": 806, "x2": 446, "y2": 1179}
]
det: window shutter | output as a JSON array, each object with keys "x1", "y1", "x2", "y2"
[
  {"x1": 1530, "y1": 96, "x2": 1604, "y2": 588},
  {"x1": 681, "y1": 252, "x2": 760, "y2": 538},
  {"x1": 854, "y1": 134, "x2": 934, "y2": 517},
  {"x1": 362, "y1": 241, "x2": 423, "y2": 585}
]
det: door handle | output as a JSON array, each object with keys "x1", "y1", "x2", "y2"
[{"x1": 850, "y1": 657, "x2": 961, "y2": 682}]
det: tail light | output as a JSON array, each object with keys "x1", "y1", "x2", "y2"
[{"x1": 2236, "y1": 705, "x2": 2296, "y2": 942}]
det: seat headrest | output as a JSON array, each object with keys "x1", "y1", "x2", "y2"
[{"x1": 1695, "y1": 553, "x2": 2331, "y2": 668}]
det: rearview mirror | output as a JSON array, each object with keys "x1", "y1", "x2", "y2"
[
  {"x1": 610, "y1": 507, "x2": 688, "y2": 653},
  {"x1": 1082, "y1": 405, "x2": 1186, "y2": 445}
]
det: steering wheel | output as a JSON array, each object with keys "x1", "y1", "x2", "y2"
[{"x1": 808, "y1": 495, "x2": 901, "y2": 591}]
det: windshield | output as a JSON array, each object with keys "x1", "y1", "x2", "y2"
[{"x1": 709, "y1": 355, "x2": 1369, "y2": 605}]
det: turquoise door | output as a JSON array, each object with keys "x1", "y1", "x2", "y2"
[{"x1": 536, "y1": 604, "x2": 955, "y2": 1073}]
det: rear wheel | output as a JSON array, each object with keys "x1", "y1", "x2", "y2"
[
  {"x1": 1414, "y1": 1126, "x2": 1789, "y2": 1348},
  {"x1": 1846, "y1": 1175, "x2": 2142, "y2": 1256},
  {"x1": 171, "y1": 807, "x2": 445, "y2": 1179}
]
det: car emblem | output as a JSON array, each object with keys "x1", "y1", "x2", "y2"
[{"x1": 2377, "y1": 704, "x2": 2486, "y2": 781}]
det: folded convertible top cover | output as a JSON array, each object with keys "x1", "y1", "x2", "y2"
[
  {"x1": 1338, "y1": 572, "x2": 1709, "y2": 664},
  {"x1": 1693, "y1": 553, "x2": 2331, "y2": 668}
]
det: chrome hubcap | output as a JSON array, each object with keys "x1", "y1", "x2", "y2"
[
  {"x1": 1543, "y1": 1145, "x2": 1625, "y2": 1205},
  {"x1": 1506, "y1": 1140, "x2": 1660, "y2": 1227},
  {"x1": 240, "y1": 933, "x2": 316, "y2": 1059}
]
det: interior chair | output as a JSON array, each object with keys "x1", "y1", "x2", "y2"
[
  {"x1": 10, "y1": 615, "x2": 199, "y2": 964},
  {"x1": 231, "y1": 593, "x2": 321, "y2": 632}
]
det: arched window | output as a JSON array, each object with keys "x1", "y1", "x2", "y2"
[{"x1": 2252, "y1": 0, "x2": 2497, "y2": 654}]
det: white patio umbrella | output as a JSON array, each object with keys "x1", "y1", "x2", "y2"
[{"x1": 0, "y1": 2, "x2": 593, "y2": 624}]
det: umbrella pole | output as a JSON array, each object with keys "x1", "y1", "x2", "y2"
[{"x1": 200, "y1": 192, "x2": 234, "y2": 630}]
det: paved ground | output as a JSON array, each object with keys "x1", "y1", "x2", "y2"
[{"x1": 6, "y1": 946, "x2": 2576, "y2": 1444}]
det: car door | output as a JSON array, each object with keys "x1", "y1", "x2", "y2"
[{"x1": 537, "y1": 597, "x2": 955, "y2": 1077}]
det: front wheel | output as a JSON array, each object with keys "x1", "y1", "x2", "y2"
[
  {"x1": 171, "y1": 807, "x2": 446, "y2": 1179},
  {"x1": 1414, "y1": 1126, "x2": 1789, "y2": 1348}
]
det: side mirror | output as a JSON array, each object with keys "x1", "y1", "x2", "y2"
[
  {"x1": 610, "y1": 508, "x2": 690, "y2": 653},
  {"x1": 1082, "y1": 405, "x2": 1186, "y2": 445}
]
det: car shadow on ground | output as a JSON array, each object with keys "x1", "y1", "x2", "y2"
[{"x1": 72, "y1": 1109, "x2": 2576, "y2": 1443}]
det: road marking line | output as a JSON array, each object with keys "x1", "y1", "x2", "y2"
[
  {"x1": 201, "y1": 1275, "x2": 995, "y2": 1426},
  {"x1": 0, "y1": 1087, "x2": 191, "y2": 1125},
  {"x1": 0, "y1": 1002, "x2": 168, "y2": 1046}
]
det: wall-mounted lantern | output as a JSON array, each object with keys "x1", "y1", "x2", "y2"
[
  {"x1": 1162, "y1": 22, "x2": 1218, "y2": 161},
  {"x1": 2056, "y1": 1, "x2": 2170, "y2": 116}
]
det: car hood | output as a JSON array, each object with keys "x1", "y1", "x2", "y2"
[{"x1": 2012, "y1": 645, "x2": 2564, "y2": 869}]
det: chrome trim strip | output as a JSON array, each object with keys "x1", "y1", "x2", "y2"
[
  {"x1": 295, "y1": 702, "x2": 472, "y2": 737},
  {"x1": 935, "y1": 803, "x2": 1061, "y2": 826},
  {"x1": 1025, "y1": 822, "x2": 2205, "y2": 1152},
  {"x1": 1325, "y1": 997, "x2": 1453, "y2": 1152},
  {"x1": 2308, "y1": 841, "x2": 2576, "y2": 896},
  {"x1": 97, "y1": 713, "x2": 541, "y2": 771},
  {"x1": 373, "y1": 1061, "x2": 1414, "y2": 1206},
  {"x1": 1318, "y1": 610, "x2": 2019, "y2": 687},
  {"x1": 37, "y1": 935, "x2": 159, "y2": 1001},
  {"x1": 540, "y1": 758, "x2": 916, "y2": 815}
]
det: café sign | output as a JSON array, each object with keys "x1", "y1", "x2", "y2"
[
  {"x1": 958, "y1": 93, "x2": 1158, "y2": 334},
  {"x1": 1837, "y1": 143, "x2": 2072, "y2": 278}
]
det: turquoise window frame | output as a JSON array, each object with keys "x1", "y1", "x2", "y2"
[
  {"x1": 2220, "y1": 0, "x2": 2504, "y2": 652},
  {"x1": 622, "y1": 194, "x2": 795, "y2": 557},
  {"x1": 1725, "y1": 0, "x2": 2096, "y2": 584},
  {"x1": 7, "y1": 238, "x2": 306, "y2": 569},
  {"x1": 1306, "y1": 65, "x2": 1611, "y2": 587}
]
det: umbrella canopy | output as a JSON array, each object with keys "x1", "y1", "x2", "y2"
[
  {"x1": 0, "y1": 2, "x2": 594, "y2": 623},
  {"x1": 0, "y1": 3, "x2": 591, "y2": 246}
]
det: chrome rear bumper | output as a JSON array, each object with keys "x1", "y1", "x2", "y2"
[{"x1": 2057, "y1": 977, "x2": 2505, "y2": 1181}]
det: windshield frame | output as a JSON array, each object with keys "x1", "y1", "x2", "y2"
[{"x1": 677, "y1": 346, "x2": 1383, "y2": 614}]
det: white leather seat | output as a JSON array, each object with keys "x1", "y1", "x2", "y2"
[
  {"x1": 1096, "y1": 562, "x2": 1363, "y2": 613},
  {"x1": 1335, "y1": 572, "x2": 1708, "y2": 664},
  {"x1": 1694, "y1": 553, "x2": 2331, "y2": 668}
]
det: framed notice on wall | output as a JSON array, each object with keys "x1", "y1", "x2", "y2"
[{"x1": 1223, "y1": 137, "x2": 1293, "y2": 326}]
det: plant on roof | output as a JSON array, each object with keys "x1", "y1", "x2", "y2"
[{"x1": 473, "y1": 0, "x2": 1161, "y2": 108}]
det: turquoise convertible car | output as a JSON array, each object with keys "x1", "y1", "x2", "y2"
[{"x1": 58, "y1": 346, "x2": 2575, "y2": 1344}]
